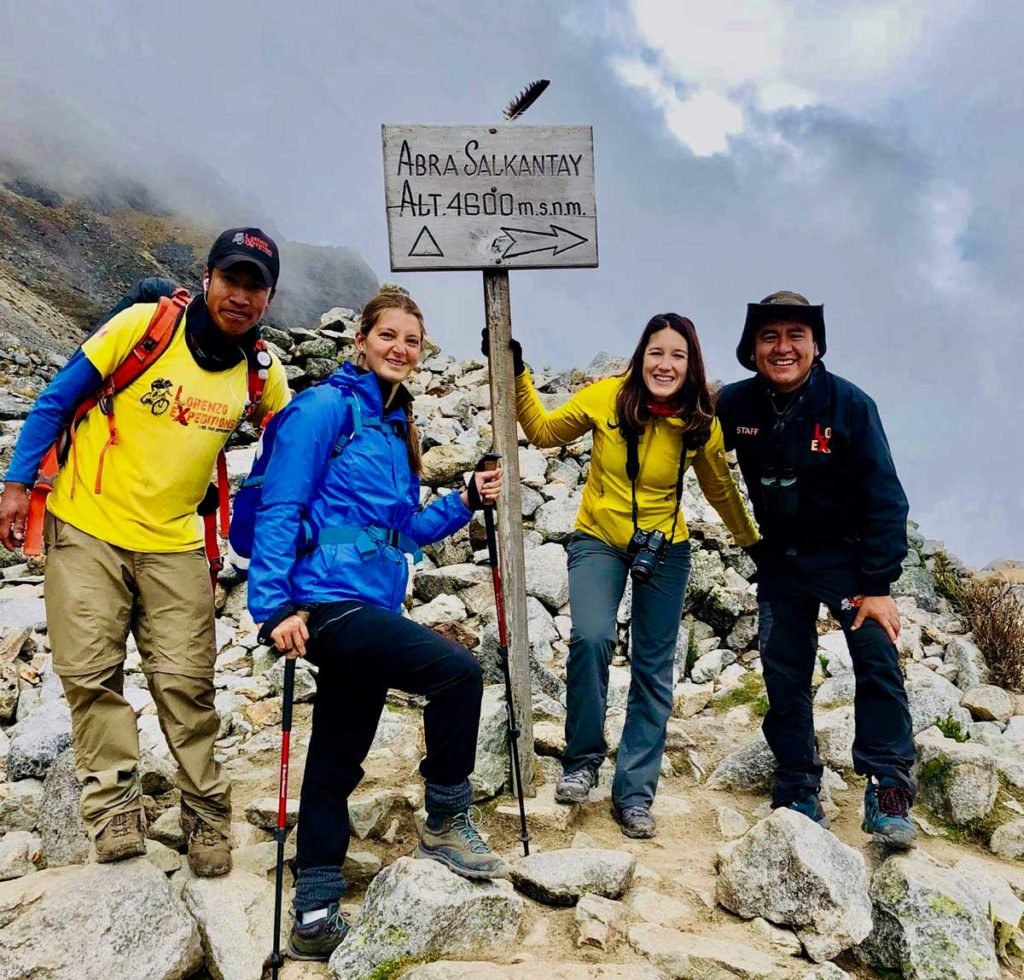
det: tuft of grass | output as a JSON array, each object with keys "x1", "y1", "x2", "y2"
[
  {"x1": 712, "y1": 671, "x2": 767, "y2": 712},
  {"x1": 818, "y1": 654, "x2": 830, "y2": 675},
  {"x1": 933, "y1": 551, "x2": 1024, "y2": 694},
  {"x1": 934, "y1": 710, "x2": 969, "y2": 743},
  {"x1": 753, "y1": 694, "x2": 770, "y2": 718}
]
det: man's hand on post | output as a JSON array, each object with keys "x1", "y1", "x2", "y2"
[
  {"x1": 0, "y1": 482, "x2": 30, "y2": 552},
  {"x1": 851, "y1": 595, "x2": 901, "y2": 643}
]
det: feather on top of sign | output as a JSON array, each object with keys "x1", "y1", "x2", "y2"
[{"x1": 503, "y1": 80, "x2": 551, "y2": 121}]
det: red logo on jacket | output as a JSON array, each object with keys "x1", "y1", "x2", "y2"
[{"x1": 811, "y1": 423, "x2": 832, "y2": 454}]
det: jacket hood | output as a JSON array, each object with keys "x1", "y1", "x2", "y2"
[{"x1": 326, "y1": 362, "x2": 412, "y2": 420}]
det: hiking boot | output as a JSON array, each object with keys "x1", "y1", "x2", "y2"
[
  {"x1": 95, "y1": 809, "x2": 147, "y2": 863},
  {"x1": 415, "y1": 806, "x2": 509, "y2": 880},
  {"x1": 555, "y1": 766, "x2": 598, "y2": 804},
  {"x1": 180, "y1": 802, "x2": 232, "y2": 877},
  {"x1": 611, "y1": 803, "x2": 657, "y2": 839},
  {"x1": 862, "y1": 779, "x2": 916, "y2": 849},
  {"x1": 774, "y1": 794, "x2": 830, "y2": 829},
  {"x1": 287, "y1": 904, "x2": 350, "y2": 961}
]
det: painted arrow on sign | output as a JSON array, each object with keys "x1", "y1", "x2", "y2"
[{"x1": 499, "y1": 225, "x2": 589, "y2": 260}]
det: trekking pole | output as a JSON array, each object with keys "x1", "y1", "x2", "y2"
[
  {"x1": 270, "y1": 656, "x2": 296, "y2": 979},
  {"x1": 477, "y1": 454, "x2": 530, "y2": 856}
]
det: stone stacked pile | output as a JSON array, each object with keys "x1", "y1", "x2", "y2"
[{"x1": 0, "y1": 303, "x2": 1021, "y2": 978}]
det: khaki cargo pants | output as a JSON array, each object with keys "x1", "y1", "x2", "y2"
[{"x1": 44, "y1": 515, "x2": 231, "y2": 838}]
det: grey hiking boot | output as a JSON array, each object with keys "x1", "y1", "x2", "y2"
[
  {"x1": 95, "y1": 809, "x2": 147, "y2": 863},
  {"x1": 180, "y1": 802, "x2": 232, "y2": 877},
  {"x1": 415, "y1": 806, "x2": 509, "y2": 880},
  {"x1": 611, "y1": 803, "x2": 657, "y2": 839},
  {"x1": 555, "y1": 766, "x2": 598, "y2": 804},
  {"x1": 287, "y1": 903, "x2": 350, "y2": 961}
]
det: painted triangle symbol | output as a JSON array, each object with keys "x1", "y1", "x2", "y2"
[{"x1": 409, "y1": 225, "x2": 443, "y2": 257}]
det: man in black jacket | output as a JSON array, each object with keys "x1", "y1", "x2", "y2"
[{"x1": 716, "y1": 291, "x2": 916, "y2": 848}]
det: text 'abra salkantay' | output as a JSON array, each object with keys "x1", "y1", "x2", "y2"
[{"x1": 381, "y1": 124, "x2": 598, "y2": 272}]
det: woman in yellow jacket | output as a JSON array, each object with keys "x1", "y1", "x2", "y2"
[{"x1": 486, "y1": 313, "x2": 758, "y2": 838}]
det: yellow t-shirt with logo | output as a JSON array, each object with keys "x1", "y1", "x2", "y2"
[{"x1": 47, "y1": 302, "x2": 290, "y2": 552}]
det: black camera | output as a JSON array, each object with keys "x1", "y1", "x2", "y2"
[
  {"x1": 760, "y1": 466, "x2": 799, "y2": 523},
  {"x1": 627, "y1": 528, "x2": 669, "y2": 584}
]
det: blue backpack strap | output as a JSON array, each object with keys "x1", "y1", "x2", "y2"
[{"x1": 317, "y1": 525, "x2": 423, "y2": 563}]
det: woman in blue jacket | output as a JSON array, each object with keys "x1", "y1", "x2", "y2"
[{"x1": 248, "y1": 291, "x2": 506, "y2": 962}]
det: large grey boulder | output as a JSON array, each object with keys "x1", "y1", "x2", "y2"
[
  {"x1": 38, "y1": 747, "x2": 91, "y2": 867},
  {"x1": 989, "y1": 818, "x2": 1024, "y2": 860},
  {"x1": 914, "y1": 727, "x2": 999, "y2": 825},
  {"x1": 534, "y1": 492, "x2": 582, "y2": 543},
  {"x1": 510, "y1": 847, "x2": 635, "y2": 907},
  {"x1": 813, "y1": 706, "x2": 854, "y2": 769},
  {"x1": 904, "y1": 663, "x2": 971, "y2": 734},
  {"x1": 0, "y1": 597, "x2": 47, "y2": 630},
  {"x1": 856, "y1": 852, "x2": 999, "y2": 980},
  {"x1": 706, "y1": 733, "x2": 776, "y2": 794},
  {"x1": 0, "y1": 830, "x2": 41, "y2": 881},
  {"x1": 960, "y1": 684, "x2": 1015, "y2": 723},
  {"x1": 944, "y1": 635, "x2": 990, "y2": 690},
  {"x1": 629, "y1": 924, "x2": 785, "y2": 979},
  {"x1": 329, "y1": 857, "x2": 521, "y2": 979},
  {"x1": 0, "y1": 777, "x2": 44, "y2": 832},
  {"x1": 0, "y1": 860, "x2": 203, "y2": 978},
  {"x1": 471, "y1": 684, "x2": 509, "y2": 798},
  {"x1": 716, "y1": 808, "x2": 872, "y2": 962},
  {"x1": 524, "y1": 542, "x2": 570, "y2": 609},
  {"x1": 181, "y1": 871, "x2": 274, "y2": 980},
  {"x1": 6, "y1": 698, "x2": 72, "y2": 779}
]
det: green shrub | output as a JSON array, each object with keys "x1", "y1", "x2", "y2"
[
  {"x1": 934, "y1": 710, "x2": 968, "y2": 743},
  {"x1": 933, "y1": 551, "x2": 1024, "y2": 694},
  {"x1": 685, "y1": 626, "x2": 698, "y2": 678}
]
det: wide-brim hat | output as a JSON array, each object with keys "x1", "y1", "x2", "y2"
[{"x1": 736, "y1": 290, "x2": 826, "y2": 369}]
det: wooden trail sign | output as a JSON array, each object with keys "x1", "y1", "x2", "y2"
[
  {"x1": 382, "y1": 108, "x2": 599, "y2": 798},
  {"x1": 382, "y1": 125, "x2": 597, "y2": 271}
]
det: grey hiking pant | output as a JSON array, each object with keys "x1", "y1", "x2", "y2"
[{"x1": 563, "y1": 531, "x2": 691, "y2": 809}]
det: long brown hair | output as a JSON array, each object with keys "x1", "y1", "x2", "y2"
[
  {"x1": 614, "y1": 313, "x2": 715, "y2": 446},
  {"x1": 358, "y1": 291, "x2": 424, "y2": 475}
]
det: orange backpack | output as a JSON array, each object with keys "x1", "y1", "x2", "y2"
[{"x1": 23, "y1": 290, "x2": 269, "y2": 586}]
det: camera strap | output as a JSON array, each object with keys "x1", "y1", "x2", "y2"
[{"x1": 625, "y1": 429, "x2": 688, "y2": 542}]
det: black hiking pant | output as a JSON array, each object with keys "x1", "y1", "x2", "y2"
[
  {"x1": 755, "y1": 550, "x2": 916, "y2": 805},
  {"x1": 292, "y1": 601, "x2": 482, "y2": 911}
]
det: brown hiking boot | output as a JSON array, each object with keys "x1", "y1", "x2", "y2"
[
  {"x1": 180, "y1": 802, "x2": 232, "y2": 877},
  {"x1": 95, "y1": 809, "x2": 147, "y2": 863}
]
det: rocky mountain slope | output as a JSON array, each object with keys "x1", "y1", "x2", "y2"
[
  {"x1": 0, "y1": 160, "x2": 379, "y2": 399},
  {"x1": 0, "y1": 303, "x2": 1022, "y2": 979}
]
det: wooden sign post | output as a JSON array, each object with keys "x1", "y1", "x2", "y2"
[{"x1": 382, "y1": 118, "x2": 598, "y2": 796}]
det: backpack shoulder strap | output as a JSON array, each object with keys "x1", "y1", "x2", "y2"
[
  {"x1": 80, "y1": 289, "x2": 189, "y2": 424},
  {"x1": 243, "y1": 337, "x2": 274, "y2": 421}
]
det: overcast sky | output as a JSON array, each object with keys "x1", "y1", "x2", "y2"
[{"x1": 2, "y1": 0, "x2": 1021, "y2": 567}]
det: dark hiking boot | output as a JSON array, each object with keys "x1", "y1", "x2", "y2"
[
  {"x1": 95, "y1": 809, "x2": 147, "y2": 863},
  {"x1": 611, "y1": 803, "x2": 657, "y2": 839},
  {"x1": 862, "y1": 780, "x2": 916, "y2": 849},
  {"x1": 180, "y1": 802, "x2": 232, "y2": 877},
  {"x1": 415, "y1": 806, "x2": 509, "y2": 880},
  {"x1": 287, "y1": 904, "x2": 350, "y2": 961},
  {"x1": 555, "y1": 766, "x2": 598, "y2": 804},
  {"x1": 775, "y1": 794, "x2": 831, "y2": 829}
]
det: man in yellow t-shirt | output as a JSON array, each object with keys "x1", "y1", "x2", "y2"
[{"x1": 0, "y1": 227, "x2": 290, "y2": 875}]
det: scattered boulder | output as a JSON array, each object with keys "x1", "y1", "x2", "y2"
[
  {"x1": 0, "y1": 860, "x2": 204, "y2": 979},
  {"x1": 575, "y1": 893, "x2": 626, "y2": 950},
  {"x1": 960, "y1": 684, "x2": 1015, "y2": 723},
  {"x1": 944, "y1": 636, "x2": 990, "y2": 690},
  {"x1": 904, "y1": 663, "x2": 972, "y2": 735},
  {"x1": 856, "y1": 851, "x2": 999, "y2": 980},
  {"x1": 914, "y1": 727, "x2": 999, "y2": 825},
  {"x1": 6, "y1": 698, "x2": 72, "y2": 779},
  {"x1": 989, "y1": 818, "x2": 1024, "y2": 860},
  {"x1": 328, "y1": 856, "x2": 521, "y2": 979},
  {"x1": 245, "y1": 796, "x2": 300, "y2": 832},
  {"x1": 510, "y1": 848, "x2": 635, "y2": 907},
  {"x1": 403, "y1": 964, "x2": 658, "y2": 979},
  {"x1": 629, "y1": 924, "x2": 784, "y2": 979},
  {"x1": 181, "y1": 870, "x2": 274, "y2": 980},
  {"x1": 471, "y1": 684, "x2": 509, "y2": 798},
  {"x1": 706, "y1": 733, "x2": 776, "y2": 794},
  {"x1": 0, "y1": 830, "x2": 42, "y2": 880},
  {"x1": 716, "y1": 808, "x2": 872, "y2": 962},
  {"x1": 38, "y1": 747, "x2": 91, "y2": 867}
]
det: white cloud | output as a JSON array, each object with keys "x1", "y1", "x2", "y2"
[{"x1": 607, "y1": 0, "x2": 974, "y2": 157}]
